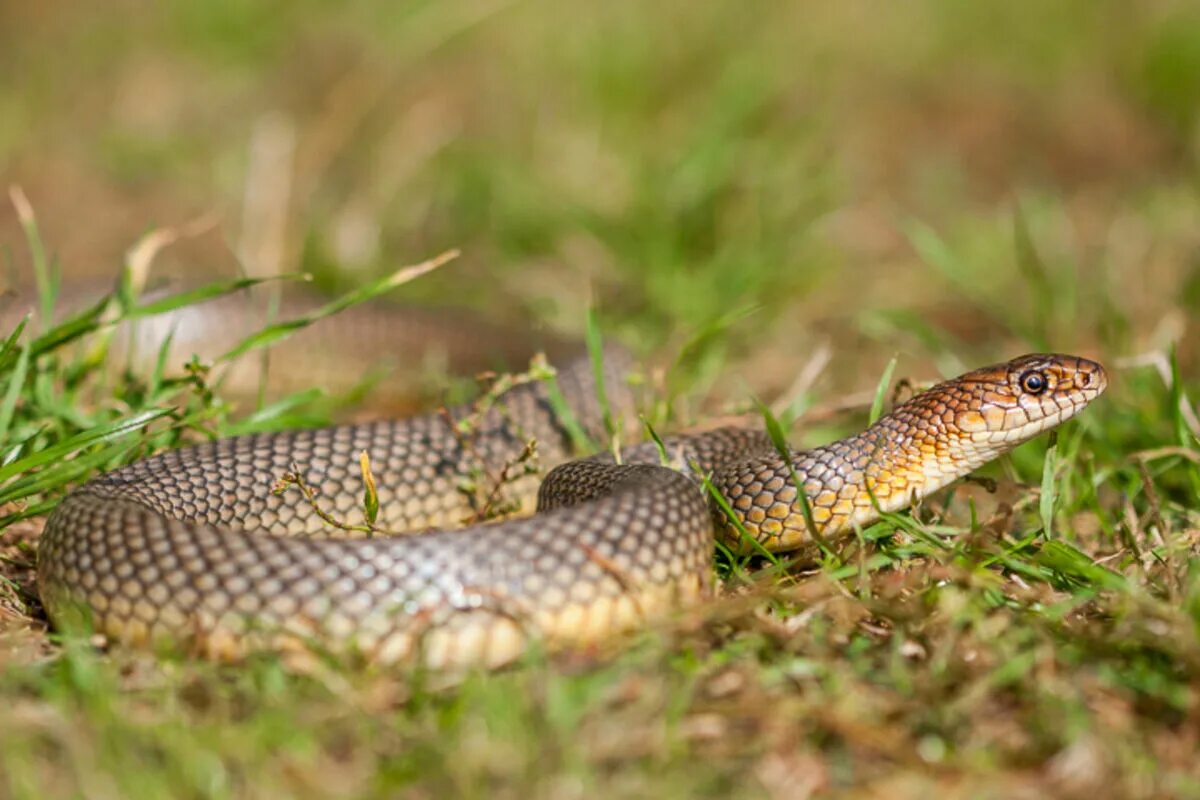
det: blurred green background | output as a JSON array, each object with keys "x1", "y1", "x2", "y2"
[{"x1": 2, "y1": 0, "x2": 1199, "y2": 393}]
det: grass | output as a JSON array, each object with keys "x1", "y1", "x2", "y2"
[{"x1": 3, "y1": 0, "x2": 1200, "y2": 797}]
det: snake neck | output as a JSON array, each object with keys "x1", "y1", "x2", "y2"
[{"x1": 716, "y1": 400, "x2": 1007, "y2": 554}]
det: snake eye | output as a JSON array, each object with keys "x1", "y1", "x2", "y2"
[{"x1": 1020, "y1": 370, "x2": 1048, "y2": 394}]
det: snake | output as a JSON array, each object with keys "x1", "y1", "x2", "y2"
[{"x1": 37, "y1": 349, "x2": 1107, "y2": 669}]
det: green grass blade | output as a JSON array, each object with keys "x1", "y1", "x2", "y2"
[
  {"x1": 1039, "y1": 431, "x2": 1059, "y2": 538},
  {"x1": 642, "y1": 417, "x2": 670, "y2": 465},
  {"x1": 22, "y1": 295, "x2": 111, "y2": 362},
  {"x1": 0, "y1": 440, "x2": 145, "y2": 507},
  {"x1": 0, "y1": 314, "x2": 29, "y2": 367},
  {"x1": 1, "y1": 427, "x2": 43, "y2": 469},
  {"x1": 868, "y1": 355, "x2": 898, "y2": 425},
  {"x1": 10, "y1": 187, "x2": 55, "y2": 327},
  {"x1": 1034, "y1": 540, "x2": 1125, "y2": 591},
  {"x1": 0, "y1": 408, "x2": 171, "y2": 485},
  {"x1": 124, "y1": 275, "x2": 309, "y2": 319},
  {"x1": 693, "y1": 460, "x2": 779, "y2": 565},
  {"x1": 218, "y1": 251, "x2": 458, "y2": 363},
  {"x1": 753, "y1": 397, "x2": 838, "y2": 563},
  {"x1": 585, "y1": 307, "x2": 618, "y2": 449},
  {"x1": 535, "y1": 362, "x2": 594, "y2": 454},
  {"x1": 0, "y1": 345, "x2": 32, "y2": 442},
  {"x1": 223, "y1": 388, "x2": 327, "y2": 436}
]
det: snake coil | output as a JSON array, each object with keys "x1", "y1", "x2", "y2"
[{"x1": 39, "y1": 352, "x2": 1106, "y2": 668}]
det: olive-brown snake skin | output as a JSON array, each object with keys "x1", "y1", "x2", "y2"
[{"x1": 38, "y1": 351, "x2": 1107, "y2": 668}]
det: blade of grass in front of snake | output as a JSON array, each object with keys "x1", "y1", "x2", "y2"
[
  {"x1": 868, "y1": 355, "x2": 898, "y2": 425},
  {"x1": 0, "y1": 344, "x2": 31, "y2": 444},
  {"x1": 585, "y1": 308, "x2": 618, "y2": 453},
  {"x1": 642, "y1": 418, "x2": 670, "y2": 465},
  {"x1": 857, "y1": 466, "x2": 958, "y2": 558},
  {"x1": 0, "y1": 407, "x2": 172, "y2": 486},
  {"x1": 847, "y1": 424, "x2": 955, "y2": 559},
  {"x1": 223, "y1": 388, "x2": 327, "y2": 436},
  {"x1": 122, "y1": 275, "x2": 310, "y2": 320},
  {"x1": 862, "y1": 359, "x2": 960, "y2": 554},
  {"x1": 87, "y1": 225, "x2": 285, "y2": 378},
  {"x1": 0, "y1": 403, "x2": 225, "y2": 512},
  {"x1": 15, "y1": 296, "x2": 111, "y2": 367},
  {"x1": 530, "y1": 355, "x2": 594, "y2": 454},
  {"x1": 693, "y1": 461, "x2": 779, "y2": 568},
  {"x1": 1039, "y1": 430, "x2": 1059, "y2": 538},
  {"x1": 640, "y1": 423, "x2": 769, "y2": 583},
  {"x1": 0, "y1": 438, "x2": 149, "y2": 509},
  {"x1": 117, "y1": 214, "x2": 221, "y2": 312},
  {"x1": 217, "y1": 249, "x2": 459, "y2": 363},
  {"x1": 753, "y1": 397, "x2": 838, "y2": 564}
]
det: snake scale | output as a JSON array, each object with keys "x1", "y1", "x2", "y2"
[{"x1": 38, "y1": 350, "x2": 1107, "y2": 669}]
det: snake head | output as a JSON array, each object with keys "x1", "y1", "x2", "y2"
[{"x1": 949, "y1": 353, "x2": 1108, "y2": 444}]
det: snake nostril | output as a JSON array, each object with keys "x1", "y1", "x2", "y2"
[{"x1": 1078, "y1": 372, "x2": 1091, "y2": 387}]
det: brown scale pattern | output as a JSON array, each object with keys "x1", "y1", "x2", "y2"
[
  {"x1": 38, "y1": 352, "x2": 1107, "y2": 668},
  {"x1": 710, "y1": 353, "x2": 1107, "y2": 552}
]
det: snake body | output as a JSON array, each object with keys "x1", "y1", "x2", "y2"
[{"x1": 38, "y1": 352, "x2": 1106, "y2": 668}]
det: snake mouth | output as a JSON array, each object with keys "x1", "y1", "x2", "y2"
[{"x1": 1071, "y1": 356, "x2": 1108, "y2": 398}]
